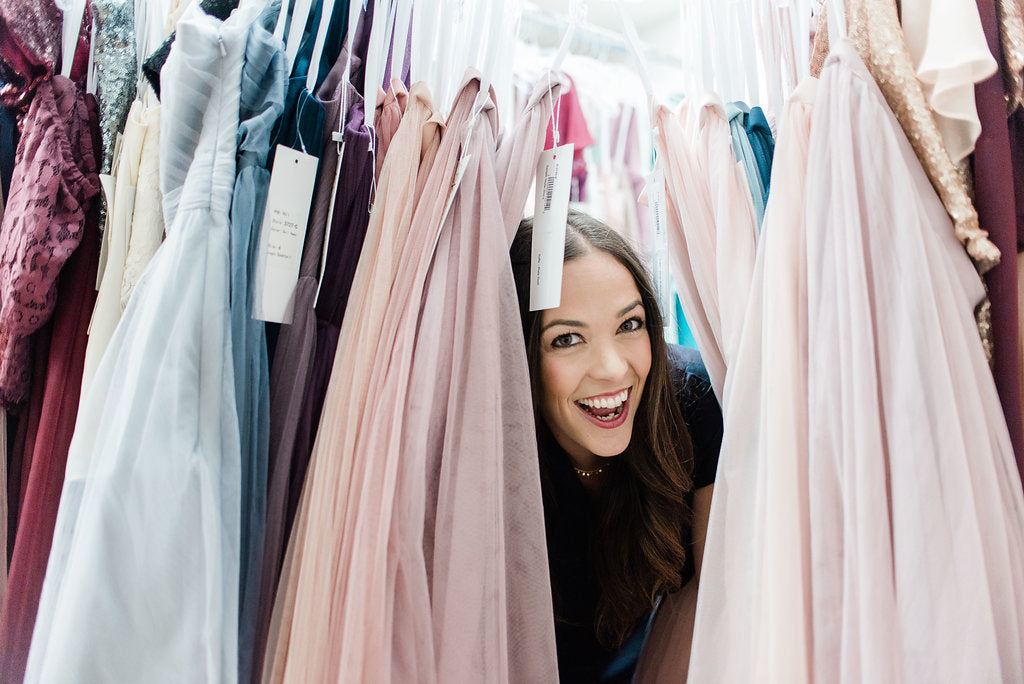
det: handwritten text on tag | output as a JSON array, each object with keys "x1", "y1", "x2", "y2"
[{"x1": 253, "y1": 145, "x2": 319, "y2": 323}]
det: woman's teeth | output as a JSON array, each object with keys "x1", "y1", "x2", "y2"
[
  {"x1": 577, "y1": 390, "x2": 628, "y2": 421},
  {"x1": 577, "y1": 389, "x2": 628, "y2": 410}
]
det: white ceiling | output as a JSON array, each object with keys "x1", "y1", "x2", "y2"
[{"x1": 532, "y1": 0, "x2": 681, "y2": 46}]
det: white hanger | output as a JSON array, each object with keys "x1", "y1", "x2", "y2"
[
  {"x1": 275, "y1": 0, "x2": 317, "y2": 73},
  {"x1": 362, "y1": 0, "x2": 396, "y2": 130},
  {"x1": 388, "y1": 0, "x2": 412, "y2": 86},
  {"x1": 304, "y1": 0, "x2": 338, "y2": 92},
  {"x1": 613, "y1": 0, "x2": 654, "y2": 102},
  {"x1": 56, "y1": 0, "x2": 88, "y2": 78}
]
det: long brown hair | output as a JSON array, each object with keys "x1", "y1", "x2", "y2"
[{"x1": 510, "y1": 210, "x2": 694, "y2": 648}]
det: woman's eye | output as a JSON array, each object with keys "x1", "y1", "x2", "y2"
[
  {"x1": 551, "y1": 332, "x2": 582, "y2": 348},
  {"x1": 619, "y1": 316, "x2": 645, "y2": 333}
]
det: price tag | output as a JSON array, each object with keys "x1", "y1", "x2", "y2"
[
  {"x1": 529, "y1": 143, "x2": 573, "y2": 311},
  {"x1": 252, "y1": 145, "x2": 318, "y2": 323},
  {"x1": 646, "y1": 169, "x2": 670, "y2": 321}
]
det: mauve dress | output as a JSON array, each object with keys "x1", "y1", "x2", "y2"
[
  {"x1": 262, "y1": 72, "x2": 440, "y2": 683},
  {"x1": 0, "y1": 88, "x2": 100, "y2": 684},
  {"x1": 975, "y1": 0, "x2": 1024, "y2": 467},
  {"x1": 256, "y1": 49, "x2": 350, "y2": 684}
]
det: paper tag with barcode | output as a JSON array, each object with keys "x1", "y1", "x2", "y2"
[
  {"x1": 530, "y1": 143, "x2": 574, "y2": 311},
  {"x1": 253, "y1": 145, "x2": 318, "y2": 323},
  {"x1": 646, "y1": 169, "x2": 670, "y2": 319}
]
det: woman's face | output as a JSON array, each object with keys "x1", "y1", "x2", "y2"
[{"x1": 538, "y1": 248, "x2": 652, "y2": 468}]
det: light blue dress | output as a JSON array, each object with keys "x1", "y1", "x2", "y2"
[
  {"x1": 229, "y1": 7, "x2": 286, "y2": 683},
  {"x1": 25, "y1": 3, "x2": 259, "y2": 681}
]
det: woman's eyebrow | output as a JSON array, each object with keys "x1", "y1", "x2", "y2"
[
  {"x1": 541, "y1": 318, "x2": 585, "y2": 333},
  {"x1": 617, "y1": 300, "x2": 642, "y2": 317}
]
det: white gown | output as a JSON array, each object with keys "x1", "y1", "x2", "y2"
[{"x1": 24, "y1": 2, "x2": 257, "y2": 681}]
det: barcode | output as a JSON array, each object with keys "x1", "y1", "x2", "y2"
[{"x1": 543, "y1": 176, "x2": 555, "y2": 212}]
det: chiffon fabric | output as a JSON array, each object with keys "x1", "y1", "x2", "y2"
[
  {"x1": 650, "y1": 94, "x2": 758, "y2": 400},
  {"x1": 256, "y1": 51, "x2": 352, "y2": 683},
  {"x1": 0, "y1": 186, "x2": 99, "y2": 684},
  {"x1": 803, "y1": 42, "x2": 1024, "y2": 682},
  {"x1": 686, "y1": 77, "x2": 818, "y2": 684},
  {"x1": 901, "y1": 0, "x2": 996, "y2": 164},
  {"x1": 23, "y1": 3, "x2": 260, "y2": 680},
  {"x1": 230, "y1": 10, "x2": 286, "y2": 683},
  {"x1": 264, "y1": 79, "x2": 445, "y2": 684},
  {"x1": 407, "y1": 72, "x2": 558, "y2": 682},
  {"x1": 266, "y1": 73, "x2": 558, "y2": 683}
]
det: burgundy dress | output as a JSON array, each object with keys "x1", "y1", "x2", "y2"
[
  {"x1": 0, "y1": 84, "x2": 100, "y2": 684},
  {"x1": 976, "y1": 0, "x2": 1024, "y2": 472}
]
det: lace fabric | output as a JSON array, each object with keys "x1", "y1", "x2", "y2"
[{"x1": 0, "y1": 76, "x2": 99, "y2": 407}]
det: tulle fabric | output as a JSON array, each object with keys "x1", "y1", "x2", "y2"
[
  {"x1": 686, "y1": 76, "x2": 818, "y2": 684},
  {"x1": 804, "y1": 41, "x2": 1024, "y2": 682},
  {"x1": 264, "y1": 80, "x2": 447, "y2": 683},
  {"x1": 650, "y1": 94, "x2": 757, "y2": 401},
  {"x1": 265, "y1": 73, "x2": 558, "y2": 683},
  {"x1": 22, "y1": 3, "x2": 261, "y2": 681},
  {"x1": 687, "y1": 40, "x2": 1024, "y2": 682}
]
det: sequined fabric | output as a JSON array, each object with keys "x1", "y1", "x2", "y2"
[
  {"x1": 93, "y1": 0, "x2": 137, "y2": 174},
  {"x1": 998, "y1": 0, "x2": 1024, "y2": 112},
  {"x1": 0, "y1": 0, "x2": 65, "y2": 106},
  {"x1": 847, "y1": 0, "x2": 1002, "y2": 273},
  {"x1": 810, "y1": 10, "x2": 830, "y2": 78}
]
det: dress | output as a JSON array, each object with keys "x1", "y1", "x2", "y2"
[
  {"x1": 256, "y1": 48, "x2": 350, "y2": 684},
  {"x1": 804, "y1": 41, "x2": 1024, "y2": 682},
  {"x1": 264, "y1": 78, "x2": 444, "y2": 684},
  {"x1": 687, "y1": 76, "x2": 818, "y2": 684},
  {"x1": 847, "y1": 0, "x2": 1000, "y2": 270},
  {"x1": 23, "y1": 3, "x2": 259, "y2": 681},
  {"x1": 80, "y1": 99, "x2": 146, "y2": 399},
  {"x1": 901, "y1": 0, "x2": 995, "y2": 164},
  {"x1": 0, "y1": 76, "x2": 100, "y2": 407},
  {"x1": 0, "y1": 166, "x2": 100, "y2": 684},
  {"x1": 119, "y1": 101, "x2": 164, "y2": 309},
  {"x1": 231, "y1": 9, "x2": 286, "y2": 684},
  {"x1": 92, "y1": 0, "x2": 137, "y2": 173},
  {"x1": 548, "y1": 346, "x2": 722, "y2": 684},
  {"x1": 975, "y1": 0, "x2": 1024, "y2": 467}
]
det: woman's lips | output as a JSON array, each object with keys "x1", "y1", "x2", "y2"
[{"x1": 575, "y1": 388, "x2": 630, "y2": 429}]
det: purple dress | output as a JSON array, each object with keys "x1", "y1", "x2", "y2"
[{"x1": 975, "y1": 0, "x2": 1024, "y2": 469}]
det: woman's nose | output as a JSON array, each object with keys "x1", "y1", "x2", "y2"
[{"x1": 589, "y1": 341, "x2": 629, "y2": 381}]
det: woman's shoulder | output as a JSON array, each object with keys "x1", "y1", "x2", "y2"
[{"x1": 665, "y1": 344, "x2": 722, "y2": 490}]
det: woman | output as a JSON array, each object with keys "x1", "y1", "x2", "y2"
[{"x1": 510, "y1": 210, "x2": 721, "y2": 683}]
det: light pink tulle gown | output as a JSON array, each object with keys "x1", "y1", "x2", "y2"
[
  {"x1": 687, "y1": 77, "x2": 819, "y2": 684},
  {"x1": 265, "y1": 72, "x2": 559, "y2": 683}
]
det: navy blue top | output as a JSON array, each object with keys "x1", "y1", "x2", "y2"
[{"x1": 542, "y1": 344, "x2": 722, "y2": 683}]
